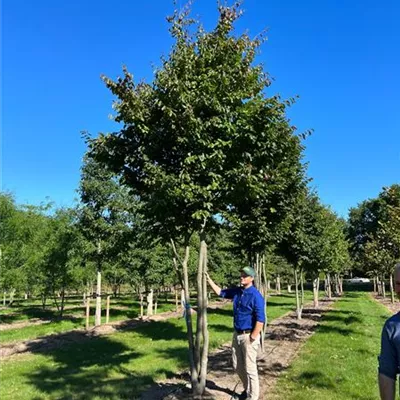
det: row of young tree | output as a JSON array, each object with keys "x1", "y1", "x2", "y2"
[
  {"x1": 348, "y1": 184, "x2": 400, "y2": 302},
  {"x1": 1, "y1": 3, "x2": 397, "y2": 397}
]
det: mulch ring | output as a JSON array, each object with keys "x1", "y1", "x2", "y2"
[
  {"x1": 141, "y1": 298, "x2": 336, "y2": 400},
  {"x1": 371, "y1": 293, "x2": 400, "y2": 315},
  {"x1": 0, "y1": 313, "x2": 83, "y2": 332}
]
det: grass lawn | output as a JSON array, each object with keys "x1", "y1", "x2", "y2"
[
  {"x1": 0, "y1": 298, "x2": 178, "y2": 344},
  {"x1": 0, "y1": 292, "x2": 308, "y2": 400},
  {"x1": 270, "y1": 292, "x2": 391, "y2": 400}
]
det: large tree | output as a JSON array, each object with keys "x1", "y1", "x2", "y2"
[{"x1": 90, "y1": 3, "x2": 307, "y2": 395}]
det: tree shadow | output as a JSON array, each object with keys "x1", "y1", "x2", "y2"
[
  {"x1": 207, "y1": 323, "x2": 232, "y2": 333},
  {"x1": 102, "y1": 307, "x2": 138, "y2": 320},
  {"x1": 206, "y1": 307, "x2": 232, "y2": 317},
  {"x1": 295, "y1": 370, "x2": 336, "y2": 389},
  {"x1": 316, "y1": 325, "x2": 355, "y2": 336},
  {"x1": 24, "y1": 336, "x2": 149, "y2": 400},
  {"x1": 120, "y1": 319, "x2": 188, "y2": 342},
  {"x1": 0, "y1": 308, "x2": 59, "y2": 324},
  {"x1": 267, "y1": 301, "x2": 294, "y2": 308},
  {"x1": 318, "y1": 314, "x2": 363, "y2": 325}
]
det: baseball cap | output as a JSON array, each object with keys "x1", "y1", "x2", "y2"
[{"x1": 241, "y1": 266, "x2": 256, "y2": 277}]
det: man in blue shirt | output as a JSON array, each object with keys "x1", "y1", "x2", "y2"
[
  {"x1": 206, "y1": 266, "x2": 266, "y2": 400},
  {"x1": 379, "y1": 263, "x2": 400, "y2": 400}
]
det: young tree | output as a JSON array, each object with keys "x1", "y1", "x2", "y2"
[
  {"x1": 279, "y1": 191, "x2": 327, "y2": 319},
  {"x1": 40, "y1": 208, "x2": 81, "y2": 317},
  {"x1": 348, "y1": 184, "x2": 400, "y2": 301},
  {"x1": 78, "y1": 151, "x2": 134, "y2": 326}
]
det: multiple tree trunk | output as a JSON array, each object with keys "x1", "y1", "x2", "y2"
[{"x1": 170, "y1": 231, "x2": 210, "y2": 397}]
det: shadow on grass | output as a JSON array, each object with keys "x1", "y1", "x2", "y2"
[
  {"x1": 316, "y1": 324, "x2": 355, "y2": 336},
  {"x1": 318, "y1": 314, "x2": 363, "y2": 325},
  {"x1": 267, "y1": 301, "x2": 294, "y2": 308},
  {"x1": 206, "y1": 307, "x2": 232, "y2": 317},
  {"x1": 3, "y1": 301, "x2": 233, "y2": 399},
  {"x1": 0, "y1": 308, "x2": 60, "y2": 324},
  {"x1": 24, "y1": 337, "x2": 150, "y2": 400},
  {"x1": 207, "y1": 323, "x2": 232, "y2": 333},
  {"x1": 102, "y1": 308, "x2": 138, "y2": 320},
  {"x1": 295, "y1": 371, "x2": 336, "y2": 390},
  {"x1": 13, "y1": 319, "x2": 192, "y2": 399},
  {"x1": 129, "y1": 320, "x2": 188, "y2": 341}
]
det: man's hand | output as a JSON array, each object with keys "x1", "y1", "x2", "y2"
[{"x1": 204, "y1": 272, "x2": 222, "y2": 296}]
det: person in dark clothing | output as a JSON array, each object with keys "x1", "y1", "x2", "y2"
[{"x1": 379, "y1": 263, "x2": 400, "y2": 400}]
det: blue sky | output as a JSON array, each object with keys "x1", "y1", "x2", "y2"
[{"x1": 2, "y1": 0, "x2": 399, "y2": 217}]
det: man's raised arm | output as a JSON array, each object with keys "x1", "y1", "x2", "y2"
[{"x1": 204, "y1": 272, "x2": 221, "y2": 296}]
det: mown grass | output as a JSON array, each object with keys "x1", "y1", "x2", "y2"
[
  {"x1": 270, "y1": 292, "x2": 390, "y2": 400},
  {"x1": 0, "y1": 297, "x2": 178, "y2": 344},
  {"x1": 0, "y1": 290, "x2": 301, "y2": 345},
  {"x1": 0, "y1": 292, "x2": 309, "y2": 400}
]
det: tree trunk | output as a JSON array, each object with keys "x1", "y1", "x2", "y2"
[
  {"x1": 85, "y1": 295, "x2": 91, "y2": 330},
  {"x1": 276, "y1": 274, "x2": 281, "y2": 295},
  {"x1": 41, "y1": 293, "x2": 47, "y2": 310},
  {"x1": 181, "y1": 289, "x2": 185, "y2": 311},
  {"x1": 3, "y1": 291, "x2": 6, "y2": 306},
  {"x1": 95, "y1": 241, "x2": 102, "y2": 327},
  {"x1": 334, "y1": 274, "x2": 339, "y2": 296},
  {"x1": 262, "y1": 254, "x2": 268, "y2": 299},
  {"x1": 339, "y1": 277, "x2": 343, "y2": 295},
  {"x1": 390, "y1": 273, "x2": 395, "y2": 303},
  {"x1": 260, "y1": 254, "x2": 267, "y2": 352},
  {"x1": 53, "y1": 290, "x2": 60, "y2": 312},
  {"x1": 294, "y1": 268, "x2": 302, "y2": 320},
  {"x1": 300, "y1": 269, "x2": 305, "y2": 312},
  {"x1": 381, "y1": 275, "x2": 386, "y2": 298},
  {"x1": 373, "y1": 276, "x2": 377, "y2": 294},
  {"x1": 9, "y1": 289, "x2": 15, "y2": 306},
  {"x1": 313, "y1": 277, "x2": 319, "y2": 308},
  {"x1": 154, "y1": 292, "x2": 158, "y2": 315},
  {"x1": 139, "y1": 292, "x2": 144, "y2": 319},
  {"x1": 146, "y1": 289, "x2": 154, "y2": 317},
  {"x1": 255, "y1": 253, "x2": 261, "y2": 288},
  {"x1": 377, "y1": 276, "x2": 382, "y2": 296},
  {"x1": 95, "y1": 267, "x2": 102, "y2": 326},
  {"x1": 106, "y1": 295, "x2": 111, "y2": 323},
  {"x1": 60, "y1": 288, "x2": 66, "y2": 318},
  {"x1": 326, "y1": 272, "x2": 332, "y2": 299},
  {"x1": 175, "y1": 286, "x2": 179, "y2": 312},
  {"x1": 287, "y1": 284, "x2": 292, "y2": 293},
  {"x1": 193, "y1": 231, "x2": 209, "y2": 396},
  {"x1": 197, "y1": 232, "x2": 209, "y2": 395},
  {"x1": 181, "y1": 241, "x2": 198, "y2": 394}
]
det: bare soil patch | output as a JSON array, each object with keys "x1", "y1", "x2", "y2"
[
  {"x1": 372, "y1": 293, "x2": 400, "y2": 315},
  {"x1": 0, "y1": 313, "x2": 83, "y2": 331}
]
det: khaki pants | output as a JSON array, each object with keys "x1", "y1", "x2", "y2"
[{"x1": 232, "y1": 332, "x2": 260, "y2": 400}]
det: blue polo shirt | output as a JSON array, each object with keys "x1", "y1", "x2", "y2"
[
  {"x1": 379, "y1": 312, "x2": 400, "y2": 380},
  {"x1": 220, "y1": 285, "x2": 266, "y2": 331}
]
